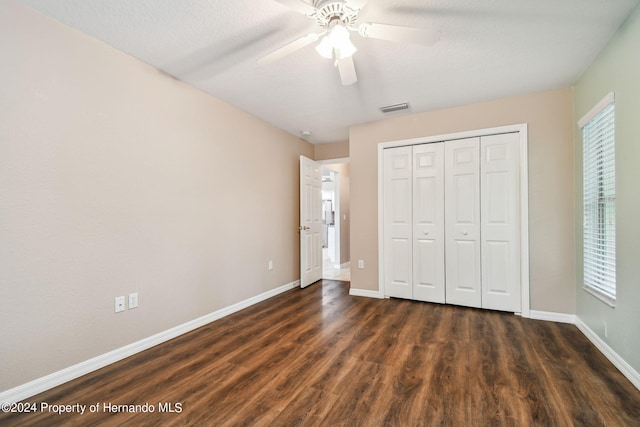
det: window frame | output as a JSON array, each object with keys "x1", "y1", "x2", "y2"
[{"x1": 579, "y1": 92, "x2": 616, "y2": 307}]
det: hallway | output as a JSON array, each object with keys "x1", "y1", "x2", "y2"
[{"x1": 322, "y1": 248, "x2": 350, "y2": 281}]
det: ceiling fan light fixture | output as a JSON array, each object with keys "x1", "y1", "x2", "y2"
[
  {"x1": 315, "y1": 23, "x2": 357, "y2": 60},
  {"x1": 330, "y1": 25, "x2": 357, "y2": 58},
  {"x1": 315, "y1": 35, "x2": 334, "y2": 59}
]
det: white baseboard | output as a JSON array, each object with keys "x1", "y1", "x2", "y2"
[
  {"x1": 349, "y1": 288, "x2": 384, "y2": 299},
  {"x1": 575, "y1": 317, "x2": 640, "y2": 391},
  {"x1": 0, "y1": 280, "x2": 299, "y2": 403},
  {"x1": 528, "y1": 310, "x2": 576, "y2": 324}
]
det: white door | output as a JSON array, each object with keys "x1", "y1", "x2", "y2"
[
  {"x1": 413, "y1": 143, "x2": 445, "y2": 303},
  {"x1": 481, "y1": 133, "x2": 521, "y2": 311},
  {"x1": 300, "y1": 156, "x2": 322, "y2": 288},
  {"x1": 383, "y1": 146, "x2": 413, "y2": 299},
  {"x1": 445, "y1": 138, "x2": 481, "y2": 308}
]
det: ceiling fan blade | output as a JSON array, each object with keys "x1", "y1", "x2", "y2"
[
  {"x1": 257, "y1": 33, "x2": 321, "y2": 65},
  {"x1": 272, "y1": 0, "x2": 316, "y2": 16},
  {"x1": 358, "y1": 23, "x2": 440, "y2": 46},
  {"x1": 337, "y1": 56, "x2": 357, "y2": 86}
]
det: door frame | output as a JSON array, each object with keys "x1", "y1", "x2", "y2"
[{"x1": 377, "y1": 123, "x2": 530, "y2": 317}]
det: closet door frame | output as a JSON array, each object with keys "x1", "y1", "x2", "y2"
[{"x1": 377, "y1": 123, "x2": 530, "y2": 317}]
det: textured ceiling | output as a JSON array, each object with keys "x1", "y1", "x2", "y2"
[{"x1": 16, "y1": 0, "x2": 639, "y2": 144}]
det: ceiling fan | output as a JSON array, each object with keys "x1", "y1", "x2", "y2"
[{"x1": 258, "y1": 0, "x2": 439, "y2": 85}]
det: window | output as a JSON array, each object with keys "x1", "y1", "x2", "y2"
[{"x1": 579, "y1": 93, "x2": 616, "y2": 306}]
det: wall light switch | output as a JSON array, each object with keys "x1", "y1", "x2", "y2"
[
  {"x1": 358, "y1": 260, "x2": 364, "y2": 269},
  {"x1": 129, "y1": 293, "x2": 139, "y2": 309},
  {"x1": 268, "y1": 260, "x2": 273, "y2": 271},
  {"x1": 115, "y1": 296, "x2": 125, "y2": 313}
]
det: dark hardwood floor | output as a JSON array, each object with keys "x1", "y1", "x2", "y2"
[{"x1": 2, "y1": 280, "x2": 640, "y2": 426}]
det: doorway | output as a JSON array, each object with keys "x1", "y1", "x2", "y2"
[{"x1": 320, "y1": 162, "x2": 351, "y2": 282}]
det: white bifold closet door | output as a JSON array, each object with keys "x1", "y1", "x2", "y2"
[
  {"x1": 480, "y1": 133, "x2": 520, "y2": 311},
  {"x1": 444, "y1": 138, "x2": 481, "y2": 307},
  {"x1": 383, "y1": 146, "x2": 413, "y2": 299},
  {"x1": 413, "y1": 143, "x2": 445, "y2": 303},
  {"x1": 382, "y1": 132, "x2": 521, "y2": 312},
  {"x1": 383, "y1": 143, "x2": 446, "y2": 303}
]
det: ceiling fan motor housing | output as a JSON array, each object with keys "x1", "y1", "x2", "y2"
[{"x1": 313, "y1": 0, "x2": 359, "y2": 27}]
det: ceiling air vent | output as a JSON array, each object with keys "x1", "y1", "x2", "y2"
[{"x1": 379, "y1": 102, "x2": 410, "y2": 114}]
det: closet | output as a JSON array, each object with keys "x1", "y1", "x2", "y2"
[{"x1": 382, "y1": 132, "x2": 521, "y2": 312}]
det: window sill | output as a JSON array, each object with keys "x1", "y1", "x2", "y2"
[{"x1": 583, "y1": 286, "x2": 616, "y2": 308}]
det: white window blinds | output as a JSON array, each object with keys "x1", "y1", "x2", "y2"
[{"x1": 580, "y1": 93, "x2": 616, "y2": 305}]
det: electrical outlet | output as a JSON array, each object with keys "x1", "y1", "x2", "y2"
[
  {"x1": 114, "y1": 296, "x2": 125, "y2": 313},
  {"x1": 268, "y1": 260, "x2": 273, "y2": 271},
  {"x1": 358, "y1": 260, "x2": 364, "y2": 269},
  {"x1": 129, "y1": 293, "x2": 139, "y2": 309}
]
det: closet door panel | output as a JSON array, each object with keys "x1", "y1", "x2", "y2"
[
  {"x1": 445, "y1": 138, "x2": 481, "y2": 308},
  {"x1": 481, "y1": 133, "x2": 521, "y2": 311},
  {"x1": 383, "y1": 146, "x2": 413, "y2": 299},
  {"x1": 413, "y1": 143, "x2": 445, "y2": 303}
]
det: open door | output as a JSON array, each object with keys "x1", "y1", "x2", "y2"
[{"x1": 300, "y1": 156, "x2": 323, "y2": 287}]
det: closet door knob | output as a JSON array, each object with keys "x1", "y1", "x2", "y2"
[
  {"x1": 462, "y1": 231, "x2": 468, "y2": 236},
  {"x1": 423, "y1": 231, "x2": 429, "y2": 236}
]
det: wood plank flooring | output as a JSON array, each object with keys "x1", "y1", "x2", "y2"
[{"x1": 2, "y1": 280, "x2": 640, "y2": 426}]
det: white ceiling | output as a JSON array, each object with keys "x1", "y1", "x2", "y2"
[{"x1": 17, "y1": 0, "x2": 639, "y2": 144}]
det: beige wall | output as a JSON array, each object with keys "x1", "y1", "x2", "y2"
[
  {"x1": 573, "y1": 3, "x2": 640, "y2": 373},
  {"x1": 350, "y1": 88, "x2": 575, "y2": 314},
  {"x1": 0, "y1": 0, "x2": 312, "y2": 391},
  {"x1": 322, "y1": 163, "x2": 350, "y2": 265},
  {"x1": 314, "y1": 141, "x2": 349, "y2": 161}
]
